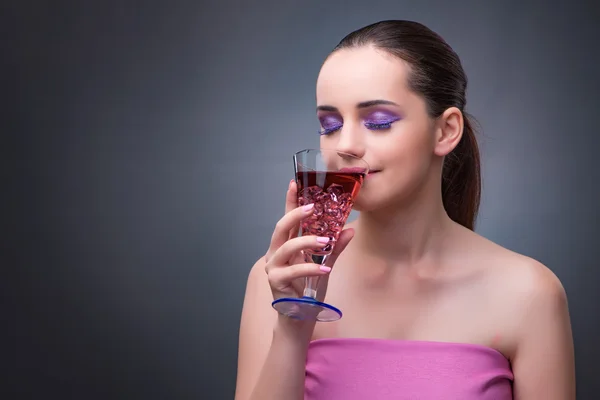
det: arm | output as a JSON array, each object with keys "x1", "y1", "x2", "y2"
[
  {"x1": 511, "y1": 261, "x2": 576, "y2": 399},
  {"x1": 234, "y1": 257, "x2": 314, "y2": 400},
  {"x1": 235, "y1": 180, "x2": 354, "y2": 400}
]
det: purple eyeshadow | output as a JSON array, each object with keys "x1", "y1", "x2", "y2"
[
  {"x1": 317, "y1": 108, "x2": 401, "y2": 135},
  {"x1": 319, "y1": 115, "x2": 343, "y2": 129},
  {"x1": 363, "y1": 110, "x2": 402, "y2": 125}
]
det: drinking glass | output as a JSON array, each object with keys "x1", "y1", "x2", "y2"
[{"x1": 271, "y1": 148, "x2": 369, "y2": 322}]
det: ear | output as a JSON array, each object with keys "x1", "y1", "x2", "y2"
[{"x1": 433, "y1": 107, "x2": 463, "y2": 157}]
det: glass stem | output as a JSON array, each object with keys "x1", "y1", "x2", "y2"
[
  {"x1": 303, "y1": 253, "x2": 329, "y2": 299},
  {"x1": 303, "y1": 277, "x2": 319, "y2": 298}
]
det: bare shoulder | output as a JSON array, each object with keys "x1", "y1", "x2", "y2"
[
  {"x1": 469, "y1": 231, "x2": 566, "y2": 302},
  {"x1": 464, "y1": 232, "x2": 575, "y2": 397},
  {"x1": 464, "y1": 229, "x2": 572, "y2": 357}
]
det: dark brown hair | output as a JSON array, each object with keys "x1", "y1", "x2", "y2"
[{"x1": 331, "y1": 20, "x2": 481, "y2": 230}]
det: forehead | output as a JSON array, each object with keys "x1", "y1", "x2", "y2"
[{"x1": 316, "y1": 46, "x2": 411, "y2": 106}]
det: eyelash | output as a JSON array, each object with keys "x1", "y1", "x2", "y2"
[
  {"x1": 365, "y1": 121, "x2": 393, "y2": 130},
  {"x1": 320, "y1": 125, "x2": 342, "y2": 135},
  {"x1": 319, "y1": 121, "x2": 394, "y2": 136}
]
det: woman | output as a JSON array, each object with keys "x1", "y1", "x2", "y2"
[{"x1": 235, "y1": 20, "x2": 575, "y2": 400}]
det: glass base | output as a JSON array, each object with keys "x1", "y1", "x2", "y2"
[{"x1": 272, "y1": 296, "x2": 342, "y2": 322}]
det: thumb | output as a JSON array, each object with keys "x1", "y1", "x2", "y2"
[
  {"x1": 285, "y1": 180, "x2": 300, "y2": 240},
  {"x1": 284, "y1": 179, "x2": 298, "y2": 214}
]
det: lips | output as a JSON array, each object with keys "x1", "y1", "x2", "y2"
[{"x1": 339, "y1": 167, "x2": 368, "y2": 174}]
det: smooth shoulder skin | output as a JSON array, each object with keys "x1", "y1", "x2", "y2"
[
  {"x1": 235, "y1": 256, "x2": 275, "y2": 400},
  {"x1": 444, "y1": 231, "x2": 576, "y2": 399},
  {"x1": 235, "y1": 238, "x2": 576, "y2": 399},
  {"x1": 508, "y1": 258, "x2": 576, "y2": 399}
]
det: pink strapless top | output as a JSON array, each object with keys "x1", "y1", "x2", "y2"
[{"x1": 305, "y1": 338, "x2": 513, "y2": 400}]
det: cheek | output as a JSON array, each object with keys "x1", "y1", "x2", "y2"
[
  {"x1": 320, "y1": 135, "x2": 335, "y2": 150},
  {"x1": 378, "y1": 128, "x2": 433, "y2": 170},
  {"x1": 354, "y1": 124, "x2": 434, "y2": 210},
  {"x1": 373, "y1": 129, "x2": 434, "y2": 191}
]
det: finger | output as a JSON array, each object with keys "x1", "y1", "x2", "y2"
[
  {"x1": 323, "y1": 228, "x2": 355, "y2": 267},
  {"x1": 285, "y1": 180, "x2": 300, "y2": 240},
  {"x1": 312, "y1": 229, "x2": 354, "y2": 301},
  {"x1": 267, "y1": 262, "x2": 331, "y2": 286},
  {"x1": 287, "y1": 221, "x2": 300, "y2": 241},
  {"x1": 269, "y1": 235, "x2": 330, "y2": 267},
  {"x1": 284, "y1": 179, "x2": 298, "y2": 215},
  {"x1": 268, "y1": 203, "x2": 315, "y2": 256}
]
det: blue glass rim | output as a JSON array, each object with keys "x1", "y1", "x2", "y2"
[{"x1": 271, "y1": 296, "x2": 342, "y2": 321}]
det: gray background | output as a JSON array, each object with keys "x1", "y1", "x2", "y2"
[{"x1": 3, "y1": 0, "x2": 599, "y2": 398}]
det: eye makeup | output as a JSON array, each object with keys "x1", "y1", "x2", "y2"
[
  {"x1": 318, "y1": 114, "x2": 343, "y2": 135},
  {"x1": 317, "y1": 108, "x2": 402, "y2": 135},
  {"x1": 363, "y1": 110, "x2": 402, "y2": 130}
]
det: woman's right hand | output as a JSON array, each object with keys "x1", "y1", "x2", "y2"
[{"x1": 263, "y1": 180, "x2": 354, "y2": 304}]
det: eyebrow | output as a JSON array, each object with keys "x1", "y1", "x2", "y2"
[{"x1": 316, "y1": 99, "x2": 399, "y2": 112}]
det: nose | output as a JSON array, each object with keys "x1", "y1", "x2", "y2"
[{"x1": 333, "y1": 124, "x2": 366, "y2": 160}]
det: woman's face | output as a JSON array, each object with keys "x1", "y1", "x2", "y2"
[{"x1": 316, "y1": 45, "x2": 444, "y2": 212}]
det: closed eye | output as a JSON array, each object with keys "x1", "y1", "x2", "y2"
[
  {"x1": 364, "y1": 121, "x2": 393, "y2": 130},
  {"x1": 319, "y1": 124, "x2": 342, "y2": 136},
  {"x1": 319, "y1": 115, "x2": 400, "y2": 135}
]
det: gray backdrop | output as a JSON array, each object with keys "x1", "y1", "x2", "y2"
[{"x1": 4, "y1": 0, "x2": 599, "y2": 399}]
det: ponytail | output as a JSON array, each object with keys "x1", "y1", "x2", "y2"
[{"x1": 441, "y1": 114, "x2": 482, "y2": 230}]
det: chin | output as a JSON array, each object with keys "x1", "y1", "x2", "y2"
[
  {"x1": 352, "y1": 171, "x2": 391, "y2": 211},
  {"x1": 352, "y1": 196, "x2": 402, "y2": 215},
  {"x1": 352, "y1": 185, "x2": 414, "y2": 214},
  {"x1": 351, "y1": 193, "x2": 383, "y2": 213}
]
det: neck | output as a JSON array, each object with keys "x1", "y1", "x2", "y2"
[{"x1": 353, "y1": 184, "x2": 454, "y2": 265}]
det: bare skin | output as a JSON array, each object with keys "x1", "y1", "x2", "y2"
[
  {"x1": 235, "y1": 45, "x2": 575, "y2": 400},
  {"x1": 316, "y1": 219, "x2": 569, "y2": 363}
]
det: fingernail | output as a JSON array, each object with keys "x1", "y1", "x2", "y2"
[
  {"x1": 320, "y1": 266, "x2": 332, "y2": 273},
  {"x1": 289, "y1": 179, "x2": 294, "y2": 189},
  {"x1": 316, "y1": 236, "x2": 330, "y2": 244},
  {"x1": 303, "y1": 203, "x2": 314, "y2": 212}
]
